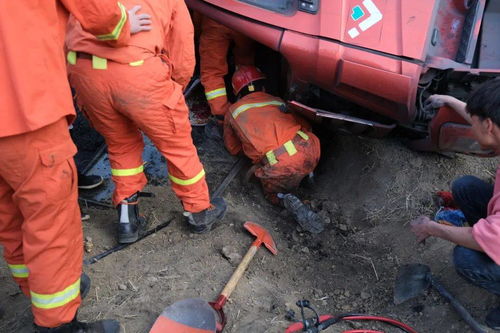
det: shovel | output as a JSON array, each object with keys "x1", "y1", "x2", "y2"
[
  {"x1": 149, "y1": 221, "x2": 278, "y2": 333},
  {"x1": 394, "y1": 264, "x2": 486, "y2": 333}
]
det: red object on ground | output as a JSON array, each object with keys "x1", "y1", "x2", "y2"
[
  {"x1": 436, "y1": 190, "x2": 458, "y2": 209},
  {"x1": 223, "y1": 91, "x2": 320, "y2": 204},
  {"x1": 199, "y1": 17, "x2": 255, "y2": 116}
]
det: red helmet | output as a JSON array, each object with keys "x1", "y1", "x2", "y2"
[{"x1": 232, "y1": 65, "x2": 266, "y2": 95}]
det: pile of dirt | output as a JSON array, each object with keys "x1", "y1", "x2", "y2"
[{"x1": 1, "y1": 129, "x2": 498, "y2": 333}]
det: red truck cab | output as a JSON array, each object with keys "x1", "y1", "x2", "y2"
[{"x1": 187, "y1": 0, "x2": 500, "y2": 155}]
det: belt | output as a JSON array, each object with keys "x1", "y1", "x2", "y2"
[
  {"x1": 263, "y1": 130, "x2": 310, "y2": 166},
  {"x1": 67, "y1": 51, "x2": 145, "y2": 69}
]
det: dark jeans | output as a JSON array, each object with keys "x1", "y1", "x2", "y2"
[{"x1": 451, "y1": 176, "x2": 500, "y2": 295}]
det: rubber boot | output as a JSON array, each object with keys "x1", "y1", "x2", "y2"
[
  {"x1": 116, "y1": 193, "x2": 146, "y2": 244},
  {"x1": 280, "y1": 193, "x2": 324, "y2": 234},
  {"x1": 34, "y1": 317, "x2": 120, "y2": 333},
  {"x1": 185, "y1": 197, "x2": 227, "y2": 234}
]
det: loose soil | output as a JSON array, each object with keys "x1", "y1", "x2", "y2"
[{"x1": 1, "y1": 123, "x2": 499, "y2": 332}]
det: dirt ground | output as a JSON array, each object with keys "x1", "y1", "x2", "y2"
[{"x1": 1, "y1": 124, "x2": 499, "y2": 332}]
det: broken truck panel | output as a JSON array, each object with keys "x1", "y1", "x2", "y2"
[{"x1": 187, "y1": 0, "x2": 500, "y2": 155}]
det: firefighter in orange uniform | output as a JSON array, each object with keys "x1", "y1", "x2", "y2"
[
  {"x1": 224, "y1": 66, "x2": 324, "y2": 233},
  {"x1": 66, "y1": 0, "x2": 227, "y2": 242},
  {"x1": 0, "y1": 1, "x2": 150, "y2": 332},
  {"x1": 200, "y1": 17, "x2": 255, "y2": 118}
]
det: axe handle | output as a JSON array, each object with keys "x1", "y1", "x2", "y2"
[
  {"x1": 431, "y1": 278, "x2": 485, "y2": 333},
  {"x1": 220, "y1": 244, "x2": 259, "y2": 300}
]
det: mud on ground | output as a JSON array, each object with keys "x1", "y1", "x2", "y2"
[{"x1": 1, "y1": 128, "x2": 499, "y2": 333}]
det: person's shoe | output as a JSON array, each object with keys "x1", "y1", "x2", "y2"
[
  {"x1": 117, "y1": 193, "x2": 147, "y2": 244},
  {"x1": 80, "y1": 272, "x2": 91, "y2": 300},
  {"x1": 486, "y1": 305, "x2": 500, "y2": 329},
  {"x1": 34, "y1": 318, "x2": 120, "y2": 333},
  {"x1": 78, "y1": 173, "x2": 104, "y2": 190},
  {"x1": 185, "y1": 198, "x2": 227, "y2": 234}
]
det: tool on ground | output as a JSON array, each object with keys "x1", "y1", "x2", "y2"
[
  {"x1": 84, "y1": 217, "x2": 174, "y2": 265},
  {"x1": 394, "y1": 264, "x2": 485, "y2": 333},
  {"x1": 149, "y1": 222, "x2": 277, "y2": 333},
  {"x1": 212, "y1": 156, "x2": 249, "y2": 198},
  {"x1": 285, "y1": 300, "x2": 418, "y2": 333}
]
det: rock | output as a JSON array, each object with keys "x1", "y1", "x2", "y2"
[
  {"x1": 221, "y1": 246, "x2": 242, "y2": 265},
  {"x1": 300, "y1": 247, "x2": 310, "y2": 254},
  {"x1": 339, "y1": 224, "x2": 348, "y2": 232},
  {"x1": 118, "y1": 283, "x2": 127, "y2": 291},
  {"x1": 360, "y1": 291, "x2": 370, "y2": 300}
]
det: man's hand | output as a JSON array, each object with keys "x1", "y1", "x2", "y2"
[
  {"x1": 128, "y1": 5, "x2": 152, "y2": 34},
  {"x1": 410, "y1": 215, "x2": 434, "y2": 243},
  {"x1": 425, "y1": 94, "x2": 457, "y2": 110}
]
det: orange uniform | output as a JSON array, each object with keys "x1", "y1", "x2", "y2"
[
  {"x1": 224, "y1": 92, "x2": 321, "y2": 203},
  {"x1": 200, "y1": 18, "x2": 255, "y2": 116},
  {"x1": 0, "y1": 0, "x2": 129, "y2": 328},
  {"x1": 67, "y1": 0, "x2": 210, "y2": 213}
]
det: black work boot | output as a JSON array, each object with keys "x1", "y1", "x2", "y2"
[
  {"x1": 486, "y1": 305, "x2": 500, "y2": 329},
  {"x1": 34, "y1": 317, "x2": 120, "y2": 333},
  {"x1": 186, "y1": 197, "x2": 227, "y2": 234},
  {"x1": 116, "y1": 193, "x2": 146, "y2": 244}
]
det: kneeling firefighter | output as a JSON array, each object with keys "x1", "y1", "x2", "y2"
[
  {"x1": 66, "y1": 0, "x2": 227, "y2": 243},
  {"x1": 223, "y1": 66, "x2": 324, "y2": 233}
]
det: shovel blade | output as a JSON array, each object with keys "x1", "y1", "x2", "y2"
[
  {"x1": 394, "y1": 264, "x2": 431, "y2": 305},
  {"x1": 149, "y1": 298, "x2": 218, "y2": 333}
]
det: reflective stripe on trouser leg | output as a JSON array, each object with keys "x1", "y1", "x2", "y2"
[
  {"x1": 111, "y1": 164, "x2": 144, "y2": 177},
  {"x1": 169, "y1": 169, "x2": 206, "y2": 186},
  {"x1": 31, "y1": 278, "x2": 80, "y2": 309}
]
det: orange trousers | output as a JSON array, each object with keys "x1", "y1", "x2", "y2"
[
  {"x1": 68, "y1": 57, "x2": 210, "y2": 212},
  {"x1": 200, "y1": 19, "x2": 254, "y2": 116},
  {"x1": 254, "y1": 131, "x2": 321, "y2": 205},
  {"x1": 0, "y1": 118, "x2": 82, "y2": 327}
]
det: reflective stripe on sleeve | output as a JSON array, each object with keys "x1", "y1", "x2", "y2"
[
  {"x1": 96, "y1": 2, "x2": 128, "y2": 41},
  {"x1": 205, "y1": 88, "x2": 227, "y2": 101},
  {"x1": 31, "y1": 278, "x2": 80, "y2": 310},
  {"x1": 169, "y1": 169, "x2": 206, "y2": 186},
  {"x1": 8, "y1": 264, "x2": 29, "y2": 278},
  {"x1": 111, "y1": 165, "x2": 144, "y2": 177},
  {"x1": 232, "y1": 101, "x2": 285, "y2": 119},
  {"x1": 283, "y1": 141, "x2": 297, "y2": 156}
]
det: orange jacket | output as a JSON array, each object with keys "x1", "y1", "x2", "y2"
[
  {"x1": 0, "y1": 0, "x2": 130, "y2": 138},
  {"x1": 224, "y1": 92, "x2": 311, "y2": 163},
  {"x1": 66, "y1": 0, "x2": 195, "y2": 89}
]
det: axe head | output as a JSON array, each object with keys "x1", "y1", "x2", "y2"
[{"x1": 244, "y1": 222, "x2": 278, "y2": 255}]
